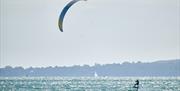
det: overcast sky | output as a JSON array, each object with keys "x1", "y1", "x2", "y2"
[{"x1": 0, "y1": 0, "x2": 180, "y2": 68}]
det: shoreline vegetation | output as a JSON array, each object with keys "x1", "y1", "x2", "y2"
[{"x1": 0, "y1": 59, "x2": 179, "y2": 77}]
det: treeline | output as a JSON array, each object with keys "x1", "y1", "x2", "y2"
[{"x1": 0, "y1": 59, "x2": 179, "y2": 77}]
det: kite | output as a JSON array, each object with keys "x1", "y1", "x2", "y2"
[{"x1": 58, "y1": 0, "x2": 87, "y2": 32}]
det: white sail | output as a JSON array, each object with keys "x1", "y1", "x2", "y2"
[{"x1": 94, "y1": 72, "x2": 98, "y2": 77}]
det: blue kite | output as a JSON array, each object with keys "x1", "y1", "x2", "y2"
[{"x1": 58, "y1": 0, "x2": 87, "y2": 32}]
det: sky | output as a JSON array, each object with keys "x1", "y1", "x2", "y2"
[{"x1": 0, "y1": 0, "x2": 180, "y2": 68}]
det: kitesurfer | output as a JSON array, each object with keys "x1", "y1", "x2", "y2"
[{"x1": 133, "y1": 80, "x2": 139, "y2": 91}]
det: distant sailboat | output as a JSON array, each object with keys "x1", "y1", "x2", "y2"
[{"x1": 94, "y1": 72, "x2": 98, "y2": 77}]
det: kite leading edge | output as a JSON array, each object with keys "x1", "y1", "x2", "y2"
[{"x1": 58, "y1": 0, "x2": 87, "y2": 32}]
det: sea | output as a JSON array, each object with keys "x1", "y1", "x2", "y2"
[{"x1": 0, "y1": 77, "x2": 179, "y2": 91}]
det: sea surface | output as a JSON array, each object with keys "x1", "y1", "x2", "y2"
[{"x1": 0, "y1": 77, "x2": 179, "y2": 91}]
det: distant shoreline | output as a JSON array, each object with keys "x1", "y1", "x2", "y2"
[{"x1": 0, "y1": 59, "x2": 180, "y2": 77}]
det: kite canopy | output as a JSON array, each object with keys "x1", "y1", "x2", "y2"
[{"x1": 58, "y1": 0, "x2": 86, "y2": 32}]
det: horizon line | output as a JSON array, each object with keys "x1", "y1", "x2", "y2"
[{"x1": 1, "y1": 59, "x2": 179, "y2": 69}]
